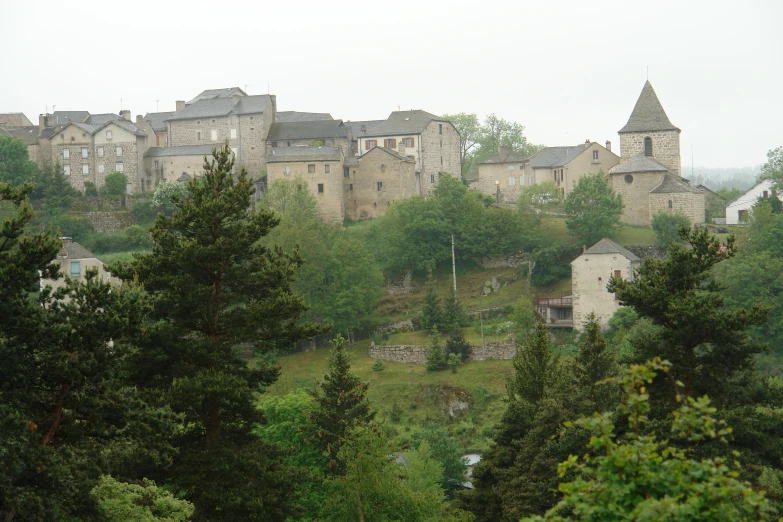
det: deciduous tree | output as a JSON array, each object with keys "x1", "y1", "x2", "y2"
[
  {"x1": 0, "y1": 135, "x2": 37, "y2": 186},
  {"x1": 564, "y1": 173, "x2": 624, "y2": 245}
]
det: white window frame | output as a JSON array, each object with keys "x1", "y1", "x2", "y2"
[
  {"x1": 63, "y1": 165, "x2": 71, "y2": 176},
  {"x1": 283, "y1": 166, "x2": 290, "y2": 175},
  {"x1": 230, "y1": 128, "x2": 237, "y2": 139},
  {"x1": 97, "y1": 146, "x2": 104, "y2": 157},
  {"x1": 81, "y1": 147, "x2": 88, "y2": 159},
  {"x1": 98, "y1": 164, "x2": 104, "y2": 174},
  {"x1": 82, "y1": 164, "x2": 89, "y2": 175},
  {"x1": 62, "y1": 148, "x2": 70, "y2": 159},
  {"x1": 115, "y1": 146, "x2": 123, "y2": 156},
  {"x1": 115, "y1": 162, "x2": 124, "y2": 173},
  {"x1": 211, "y1": 130, "x2": 217, "y2": 141}
]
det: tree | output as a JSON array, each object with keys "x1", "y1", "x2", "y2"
[
  {"x1": 442, "y1": 113, "x2": 482, "y2": 175},
  {"x1": 0, "y1": 135, "x2": 37, "y2": 186},
  {"x1": 522, "y1": 360, "x2": 776, "y2": 522},
  {"x1": 651, "y1": 211, "x2": 691, "y2": 248},
  {"x1": 508, "y1": 322, "x2": 560, "y2": 404},
  {"x1": 474, "y1": 114, "x2": 540, "y2": 165},
  {"x1": 574, "y1": 313, "x2": 617, "y2": 411},
  {"x1": 510, "y1": 297, "x2": 536, "y2": 336},
  {"x1": 90, "y1": 476, "x2": 195, "y2": 522},
  {"x1": 103, "y1": 171, "x2": 128, "y2": 196},
  {"x1": 518, "y1": 181, "x2": 561, "y2": 227},
  {"x1": 41, "y1": 162, "x2": 80, "y2": 209},
  {"x1": 307, "y1": 335, "x2": 376, "y2": 476},
  {"x1": 564, "y1": 173, "x2": 624, "y2": 245},
  {"x1": 380, "y1": 196, "x2": 451, "y2": 273},
  {"x1": 421, "y1": 275, "x2": 444, "y2": 332},
  {"x1": 407, "y1": 440, "x2": 446, "y2": 500},
  {"x1": 112, "y1": 143, "x2": 324, "y2": 520},
  {"x1": 760, "y1": 146, "x2": 783, "y2": 189},
  {"x1": 152, "y1": 180, "x2": 188, "y2": 214},
  {"x1": 425, "y1": 329, "x2": 447, "y2": 371},
  {"x1": 411, "y1": 426, "x2": 468, "y2": 487}
]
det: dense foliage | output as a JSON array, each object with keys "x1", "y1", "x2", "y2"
[
  {"x1": 564, "y1": 173, "x2": 624, "y2": 245},
  {"x1": 650, "y1": 211, "x2": 691, "y2": 247}
]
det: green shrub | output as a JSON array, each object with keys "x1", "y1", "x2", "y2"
[
  {"x1": 651, "y1": 211, "x2": 691, "y2": 248},
  {"x1": 425, "y1": 331, "x2": 446, "y2": 372},
  {"x1": 102, "y1": 172, "x2": 128, "y2": 196},
  {"x1": 84, "y1": 181, "x2": 98, "y2": 197},
  {"x1": 82, "y1": 225, "x2": 152, "y2": 254},
  {"x1": 131, "y1": 200, "x2": 158, "y2": 223},
  {"x1": 153, "y1": 181, "x2": 188, "y2": 214},
  {"x1": 390, "y1": 402, "x2": 403, "y2": 422},
  {"x1": 531, "y1": 245, "x2": 581, "y2": 286},
  {"x1": 447, "y1": 353, "x2": 461, "y2": 373},
  {"x1": 371, "y1": 359, "x2": 385, "y2": 372}
]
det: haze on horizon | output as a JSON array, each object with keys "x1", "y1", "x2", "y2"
[{"x1": 1, "y1": 0, "x2": 780, "y2": 169}]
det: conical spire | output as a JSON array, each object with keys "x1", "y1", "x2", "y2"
[{"x1": 619, "y1": 81, "x2": 680, "y2": 134}]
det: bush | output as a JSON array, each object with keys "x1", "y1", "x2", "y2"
[
  {"x1": 447, "y1": 353, "x2": 461, "y2": 373},
  {"x1": 102, "y1": 172, "x2": 128, "y2": 197},
  {"x1": 153, "y1": 181, "x2": 189, "y2": 214},
  {"x1": 445, "y1": 328, "x2": 471, "y2": 362},
  {"x1": 82, "y1": 225, "x2": 152, "y2": 254},
  {"x1": 371, "y1": 359, "x2": 385, "y2": 372},
  {"x1": 389, "y1": 402, "x2": 403, "y2": 422},
  {"x1": 425, "y1": 331, "x2": 446, "y2": 371},
  {"x1": 531, "y1": 245, "x2": 581, "y2": 286},
  {"x1": 131, "y1": 200, "x2": 158, "y2": 223},
  {"x1": 651, "y1": 211, "x2": 691, "y2": 248},
  {"x1": 84, "y1": 181, "x2": 98, "y2": 197}
]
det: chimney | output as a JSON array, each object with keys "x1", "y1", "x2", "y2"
[
  {"x1": 59, "y1": 236, "x2": 72, "y2": 257},
  {"x1": 39, "y1": 114, "x2": 48, "y2": 132},
  {"x1": 585, "y1": 139, "x2": 590, "y2": 144},
  {"x1": 605, "y1": 140, "x2": 612, "y2": 152},
  {"x1": 582, "y1": 245, "x2": 586, "y2": 254},
  {"x1": 498, "y1": 145, "x2": 509, "y2": 156},
  {"x1": 176, "y1": 100, "x2": 185, "y2": 112},
  {"x1": 136, "y1": 115, "x2": 143, "y2": 125},
  {"x1": 120, "y1": 110, "x2": 131, "y2": 121}
]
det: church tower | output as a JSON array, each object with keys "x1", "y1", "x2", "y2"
[{"x1": 618, "y1": 81, "x2": 681, "y2": 176}]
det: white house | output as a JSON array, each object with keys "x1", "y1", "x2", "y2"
[{"x1": 725, "y1": 179, "x2": 779, "y2": 225}]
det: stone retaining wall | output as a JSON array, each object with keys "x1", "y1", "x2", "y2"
[
  {"x1": 77, "y1": 211, "x2": 136, "y2": 232},
  {"x1": 369, "y1": 340, "x2": 516, "y2": 364}
]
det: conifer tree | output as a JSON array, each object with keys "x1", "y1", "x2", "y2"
[
  {"x1": 421, "y1": 274, "x2": 443, "y2": 332},
  {"x1": 508, "y1": 322, "x2": 560, "y2": 404},
  {"x1": 574, "y1": 313, "x2": 617, "y2": 411},
  {"x1": 307, "y1": 335, "x2": 376, "y2": 476}
]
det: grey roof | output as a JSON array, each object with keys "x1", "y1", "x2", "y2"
[
  {"x1": 363, "y1": 110, "x2": 445, "y2": 137},
  {"x1": 1, "y1": 126, "x2": 39, "y2": 145},
  {"x1": 144, "y1": 145, "x2": 217, "y2": 158},
  {"x1": 359, "y1": 146, "x2": 414, "y2": 162},
  {"x1": 610, "y1": 155, "x2": 669, "y2": 174},
  {"x1": 696, "y1": 184, "x2": 723, "y2": 198},
  {"x1": 584, "y1": 238, "x2": 640, "y2": 262},
  {"x1": 529, "y1": 144, "x2": 590, "y2": 168},
  {"x1": 143, "y1": 111, "x2": 175, "y2": 132},
  {"x1": 85, "y1": 113, "x2": 120, "y2": 126},
  {"x1": 167, "y1": 95, "x2": 272, "y2": 121},
  {"x1": 267, "y1": 120, "x2": 350, "y2": 141},
  {"x1": 102, "y1": 119, "x2": 145, "y2": 136},
  {"x1": 463, "y1": 170, "x2": 479, "y2": 182},
  {"x1": 67, "y1": 122, "x2": 98, "y2": 134},
  {"x1": 187, "y1": 87, "x2": 246, "y2": 105},
  {"x1": 53, "y1": 111, "x2": 89, "y2": 125},
  {"x1": 0, "y1": 113, "x2": 33, "y2": 127},
  {"x1": 344, "y1": 120, "x2": 384, "y2": 139},
  {"x1": 479, "y1": 151, "x2": 530, "y2": 165},
  {"x1": 650, "y1": 174, "x2": 703, "y2": 194},
  {"x1": 62, "y1": 240, "x2": 100, "y2": 261},
  {"x1": 276, "y1": 111, "x2": 333, "y2": 123},
  {"x1": 619, "y1": 81, "x2": 680, "y2": 134},
  {"x1": 268, "y1": 146, "x2": 343, "y2": 162},
  {"x1": 344, "y1": 155, "x2": 359, "y2": 166}
]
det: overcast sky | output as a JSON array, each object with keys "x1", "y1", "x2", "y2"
[{"x1": 2, "y1": 0, "x2": 780, "y2": 169}]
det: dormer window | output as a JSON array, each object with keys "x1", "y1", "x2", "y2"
[{"x1": 644, "y1": 137, "x2": 653, "y2": 156}]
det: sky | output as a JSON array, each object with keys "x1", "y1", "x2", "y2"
[{"x1": 2, "y1": 0, "x2": 781, "y2": 169}]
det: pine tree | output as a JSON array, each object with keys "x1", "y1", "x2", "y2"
[
  {"x1": 421, "y1": 274, "x2": 443, "y2": 332},
  {"x1": 307, "y1": 335, "x2": 376, "y2": 476},
  {"x1": 574, "y1": 313, "x2": 617, "y2": 411},
  {"x1": 508, "y1": 322, "x2": 560, "y2": 404},
  {"x1": 442, "y1": 284, "x2": 464, "y2": 333}
]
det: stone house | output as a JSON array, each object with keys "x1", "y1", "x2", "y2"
[
  {"x1": 143, "y1": 145, "x2": 216, "y2": 188},
  {"x1": 266, "y1": 146, "x2": 346, "y2": 223},
  {"x1": 266, "y1": 120, "x2": 353, "y2": 156},
  {"x1": 140, "y1": 111, "x2": 174, "y2": 148},
  {"x1": 725, "y1": 179, "x2": 779, "y2": 225},
  {"x1": 0, "y1": 113, "x2": 33, "y2": 127},
  {"x1": 475, "y1": 150, "x2": 530, "y2": 204},
  {"x1": 343, "y1": 146, "x2": 418, "y2": 220},
  {"x1": 345, "y1": 120, "x2": 384, "y2": 154},
  {"x1": 526, "y1": 141, "x2": 620, "y2": 197},
  {"x1": 609, "y1": 81, "x2": 705, "y2": 226},
  {"x1": 355, "y1": 110, "x2": 460, "y2": 195},
  {"x1": 2, "y1": 126, "x2": 41, "y2": 165},
  {"x1": 41, "y1": 237, "x2": 119, "y2": 293},
  {"x1": 571, "y1": 238, "x2": 641, "y2": 330}
]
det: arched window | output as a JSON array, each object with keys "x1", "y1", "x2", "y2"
[{"x1": 644, "y1": 137, "x2": 653, "y2": 156}]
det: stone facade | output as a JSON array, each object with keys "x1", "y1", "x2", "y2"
[
  {"x1": 369, "y1": 340, "x2": 516, "y2": 364},
  {"x1": 418, "y1": 120, "x2": 461, "y2": 193},
  {"x1": 77, "y1": 211, "x2": 136, "y2": 232},
  {"x1": 343, "y1": 147, "x2": 418, "y2": 220},
  {"x1": 619, "y1": 129, "x2": 681, "y2": 177},
  {"x1": 609, "y1": 171, "x2": 667, "y2": 226},
  {"x1": 649, "y1": 191, "x2": 705, "y2": 224}
]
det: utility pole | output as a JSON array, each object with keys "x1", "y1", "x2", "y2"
[
  {"x1": 451, "y1": 235, "x2": 457, "y2": 293},
  {"x1": 480, "y1": 293, "x2": 485, "y2": 351}
]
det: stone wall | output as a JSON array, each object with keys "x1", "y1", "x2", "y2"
[
  {"x1": 385, "y1": 270, "x2": 413, "y2": 294},
  {"x1": 649, "y1": 191, "x2": 705, "y2": 225},
  {"x1": 610, "y1": 170, "x2": 666, "y2": 226},
  {"x1": 420, "y1": 120, "x2": 461, "y2": 194},
  {"x1": 479, "y1": 253, "x2": 530, "y2": 268},
  {"x1": 369, "y1": 340, "x2": 516, "y2": 364},
  {"x1": 267, "y1": 159, "x2": 345, "y2": 223},
  {"x1": 77, "y1": 211, "x2": 136, "y2": 232},
  {"x1": 619, "y1": 129, "x2": 681, "y2": 176},
  {"x1": 344, "y1": 147, "x2": 417, "y2": 220}
]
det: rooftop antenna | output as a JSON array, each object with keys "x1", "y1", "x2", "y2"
[{"x1": 244, "y1": 84, "x2": 250, "y2": 92}]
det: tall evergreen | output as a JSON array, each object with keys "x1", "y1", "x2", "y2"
[
  {"x1": 421, "y1": 274, "x2": 443, "y2": 332},
  {"x1": 507, "y1": 322, "x2": 560, "y2": 404},
  {"x1": 307, "y1": 335, "x2": 376, "y2": 476},
  {"x1": 574, "y1": 313, "x2": 617, "y2": 411},
  {"x1": 112, "y1": 143, "x2": 325, "y2": 520}
]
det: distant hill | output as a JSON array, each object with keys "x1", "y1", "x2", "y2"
[{"x1": 685, "y1": 165, "x2": 761, "y2": 191}]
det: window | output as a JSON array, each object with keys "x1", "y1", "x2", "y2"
[
  {"x1": 593, "y1": 150, "x2": 599, "y2": 161},
  {"x1": 63, "y1": 165, "x2": 71, "y2": 176},
  {"x1": 97, "y1": 146, "x2": 104, "y2": 157},
  {"x1": 365, "y1": 139, "x2": 377, "y2": 150},
  {"x1": 644, "y1": 137, "x2": 653, "y2": 156},
  {"x1": 377, "y1": 181, "x2": 384, "y2": 192},
  {"x1": 211, "y1": 130, "x2": 217, "y2": 141},
  {"x1": 317, "y1": 183, "x2": 324, "y2": 194},
  {"x1": 560, "y1": 170, "x2": 564, "y2": 182},
  {"x1": 507, "y1": 165, "x2": 515, "y2": 170},
  {"x1": 440, "y1": 156, "x2": 443, "y2": 166},
  {"x1": 115, "y1": 146, "x2": 123, "y2": 156},
  {"x1": 271, "y1": 141, "x2": 278, "y2": 148},
  {"x1": 438, "y1": 124, "x2": 443, "y2": 134},
  {"x1": 624, "y1": 174, "x2": 633, "y2": 184},
  {"x1": 154, "y1": 160, "x2": 159, "y2": 169},
  {"x1": 63, "y1": 148, "x2": 70, "y2": 159},
  {"x1": 81, "y1": 147, "x2": 88, "y2": 158},
  {"x1": 324, "y1": 164, "x2": 331, "y2": 173},
  {"x1": 287, "y1": 141, "x2": 291, "y2": 147},
  {"x1": 283, "y1": 166, "x2": 290, "y2": 175},
  {"x1": 308, "y1": 164, "x2": 315, "y2": 173},
  {"x1": 82, "y1": 164, "x2": 89, "y2": 175},
  {"x1": 349, "y1": 183, "x2": 353, "y2": 191},
  {"x1": 115, "y1": 162, "x2": 124, "y2": 172},
  {"x1": 197, "y1": 132, "x2": 201, "y2": 141},
  {"x1": 106, "y1": 131, "x2": 112, "y2": 140},
  {"x1": 231, "y1": 148, "x2": 237, "y2": 156},
  {"x1": 763, "y1": 190, "x2": 769, "y2": 198},
  {"x1": 231, "y1": 129, "x2": 237, "y2": 139},
  {"x1": 384, "y1": 138, "x2": 396, "y2": 148},
  {"x1": 404, "y1": 137, "x2": 415, "y2": 147},
  {"x1": 668, "y1": 200, "x2": 673, "y2": 209},
  {"x1": 98, "y1": 164, "x2": 104, "y2": 174},
  {"x1": 430, "y1": 175, "x2": 435, "y2": 184},
  {"x1": 141, "y1": 179, "x2": 146, "y2": 192},
  {"x1": 70, "y1": 261, "x2": 81, "y2": 278},
  {"x1": 508, "y1": 176, "x2": 516, "y2": 187},
  {"x1": 344, "y1": 167, "x2": 350, "y2": 177}
]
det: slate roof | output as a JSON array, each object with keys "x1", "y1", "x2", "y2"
[
  {"x1": 144, "y1": 145, "x2": 217, "y2": 158},
  {"x1": 609, "y1": 155, "x2": 669, "y2": 174},
  {"x1": 359, "y1": 146, "x2": 414, "y2": 162},
  {"x1": 187, "y1": 87, "x2": 247, "y2": 105},
  {"x1": 85, "y1": 113, "x2": 120, "y2": 126},
  {"x1": 0, "y1": 113, "x2": 33, "y2": 127},
  {"x1": 650, "y1": 174, "x2": 703, "y2": 194},
  {"x1": 67, "y1": 122, "x2": 98, "y2": 134},
  {"x1": 99, "y1": 119, "x2": 145, "y2": 136},
  {"x1": 344, "y1": 155, "x2": 359, "y2": 167},
  {"x1": 528, "y1": 144, "x2": 590, "y2": 168},
  {"x1": 276, "y1": 111, "x2": 333, "y2": 123},
  {"x1": 696, "y1": 184, "x2": 723, "y2": 198},
  {"x1": 362, "y1": 110, "x2": 445, "y2": 137},
  {"x1": 345, "y1": 120, "x2": 384, "y2": 139},
  {"x1": 479, "y1": 151, "x2": 530, "y2": 165},
  {"x1": 584, "y1": 238, "x2": 640, "y2": 262},
  {"x1": 144, "y1": 112, "x2": 175, "y2": 132},
  {"x1": 619, "y1": 81, "x2": 680, "y2": 134},
  {"x1": 61, "y1": 240, "x2": 100, "y2": 261},
  {"x1": 53, "y1": 111, "x2": 89, "y2": 125},
  {"x1": 167, "y1": 95, "x2": 272, "y2": 121},
  {"x1": 267, "y1": 120, "x2": 350, "y2": 141},
  {"x1": 1, "y1": 126, "x2": 39, "y2": 145},
  {"x1": 268, "y1": 146, "x2": 343, "y2": 162}
]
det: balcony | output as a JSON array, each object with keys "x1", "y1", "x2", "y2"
[{"x1": 534, "y1": 292, "x2": 573, "y2": 328}]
